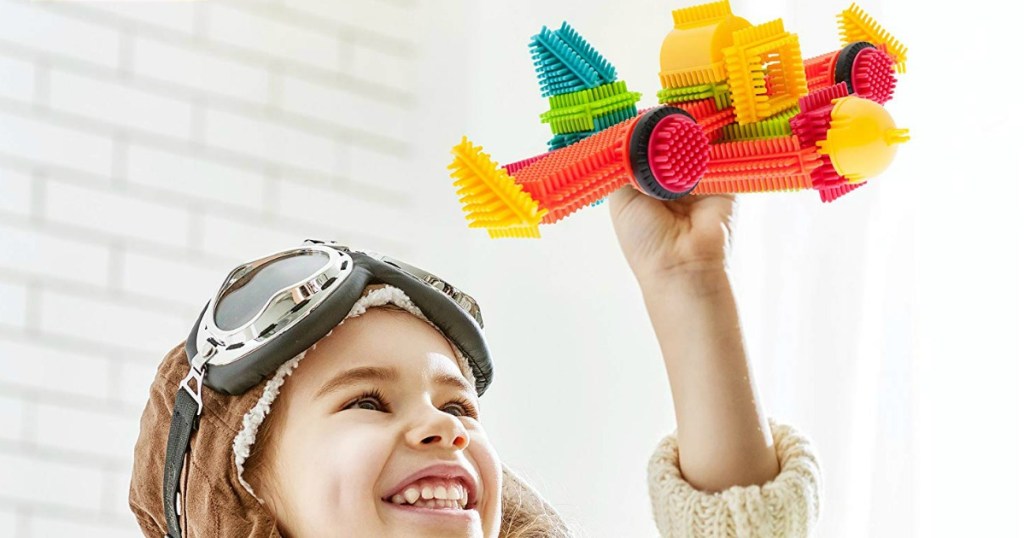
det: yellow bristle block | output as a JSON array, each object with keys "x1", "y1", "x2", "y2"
[
  {"x1": 659, "y1": 62, "x2": 729, "y2": 89},
  {"x1": 723, "y1": 19, "x2": 808, "y2": 124},
  {"x1": 672, "y1": 0, "x2": 733, "y2": 29},
  {"x1": 838, "y1": 3, "x2": 907, "y2": 73},
  {"x1": 448, "y1": 137, "x2": 547, "y2": 237}
]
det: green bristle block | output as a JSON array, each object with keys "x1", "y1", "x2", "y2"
[{"x1": 720, "y1": 107, "x2": 800, "y2": 141}]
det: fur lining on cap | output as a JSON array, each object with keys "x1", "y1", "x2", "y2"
[{"x1": 231, "y1": 284, "x2": 477, "y2": 500}]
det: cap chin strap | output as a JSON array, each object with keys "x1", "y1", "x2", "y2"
[{"x1": 163, "y1": 365, "x2": 205, "y2": 538}]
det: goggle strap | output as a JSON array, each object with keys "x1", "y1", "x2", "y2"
[{"x1": 163, "y1": 386, "x2": 201, "y2": 538}]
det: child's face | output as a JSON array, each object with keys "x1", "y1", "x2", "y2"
[{"x1": 257, "y1": 306, "x2": 501, "y2": 538}]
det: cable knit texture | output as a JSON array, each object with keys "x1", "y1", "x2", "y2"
[{"x1": 647, "y1": 418, "x2": 822, "y2": 537}]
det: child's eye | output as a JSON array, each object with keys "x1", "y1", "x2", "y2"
[
  {"x1": 443, "y1": 398, "x2": 479, "y2": 419},
  {"x1": 343, "y1": 389, "x2": 390, "y2": 412}
]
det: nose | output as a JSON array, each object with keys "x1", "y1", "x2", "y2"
[{"x1": 406, "y1": 406, "x2": 470, "y2": 451}]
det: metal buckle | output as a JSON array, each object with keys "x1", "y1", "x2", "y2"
[{"x1": 179, "y1": 365, "x2": 206, "y2": 416}]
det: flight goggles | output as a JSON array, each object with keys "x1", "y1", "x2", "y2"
[{"x1": 162, "y1": 239, "x2": 492, "y2": 538}]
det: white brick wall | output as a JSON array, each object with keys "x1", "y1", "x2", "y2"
[{"x1": 0, "y1": 0, "x2": 441, "y2": 535}]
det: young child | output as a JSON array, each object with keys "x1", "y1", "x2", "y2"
[{"x1": 128, "y1": 188, "x2": 821, "y2": 537}]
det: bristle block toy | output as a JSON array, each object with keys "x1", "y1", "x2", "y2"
[
  {"x1": 721, "y1": 107, "x2": 798, "y2": 141},
  {"x1": 451, "y1": 1, "x2": 908, "y2": 238},
  {"x1": 671, "y1": 0, "x2": 733, "y2": 29},
  {"x1": 723, "y1": 19, "x2": 809, "y2": 124},
  {"x1": 513, "y1": 118, "x2": 637, "y2": 224},
  {"x1": 850, "y1": 46, "x2": 896, "y2": 103},
  {"x1": 503, "y1": 153, "x2": 550, "y2": 176},
  {"x1": 634, "y1": 107, "x2": 709, "y2": 196},
  {"x1": 531, "y1": 22, "x2": 617, "y2": 97},
  {"x1": 541, "y1": 81, "x2": 641, "y2": 134},
  {"x1": 673, "y1": 99, "x2": 737, "y2": 142},
  {"x1": 706, "y1": 135, "x2": 819, "y2": 171},
  {"x1": 838, "y1": 3, "x2": 907, "y2": 73},
  {"x1": 487, "y1": 226, "x2": 542, "y2": 239},
  {"x1": 448, "y1": 137, "x2": 548, "y2": 233},
  {"x1": 819, "y1": 180, "x2": 866, "y2": 203},
  {"x1": 693, "y1": 174, "x2": 812, "y2": 194},
  {"x1": 797, "y1": 81, "x2": 849, "y2": 114},
  {"x1": 659, "y1": 63, "x2": 729, "y2": 89},
  {"x1": 803, "y1": 50, "x2": 839, "y2": 91},
  {"x1": 548, "y1": 131, "x2": 594, "y2": 151},
  {"x1": 657, "y1": 82, "x2": 732, "y2": 110}
]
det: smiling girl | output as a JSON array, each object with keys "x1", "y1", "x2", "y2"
[{"x1": 129, "y1": 188, "x2": 821, "y2": 537}]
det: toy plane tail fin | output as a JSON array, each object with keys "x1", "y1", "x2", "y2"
[{"x1": 448, "y1": 137, "x2": 548, "y2": 239}]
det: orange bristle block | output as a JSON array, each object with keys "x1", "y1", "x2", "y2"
[
  {"x1": 672, "y1": 99, "x2": 736, "y2": 142},
  {"x1": 692, "y1": 174, "x2": 812, "y2": 194},
  {"x1": 513, "y1": 118, "x2": 637, "y2": 224},
  {"x1": 696, "y1": 135, "x2": 821, "y2": 193}
]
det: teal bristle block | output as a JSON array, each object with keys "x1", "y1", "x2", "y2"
[
  {"x1": 547, "y1": 131, "x2": 594, "y2": 151},
  {"x1": 530, "y1": 21, "x2": 617, "y2": 98}
]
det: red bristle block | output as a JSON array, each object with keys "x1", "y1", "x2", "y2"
[
  {"x1": 851, "y1": 47, "x2": 896, "y2": 104},
  {"x1": 797, "y1": 82, "x2": 849, "y2": 113},
  {"x1": 503, "y1": 152, "x2": 550, "y2": 176},
  {"x1": 790, "y1": 83, "x2": 848, "y2": 149},
  {"x1": 514, "y1": 117, "x2": 638, "y2": 224},
  {"x1": 696, "y1": 136, "x2": 821, "y2": 193},
  {"x1": 803, "y1": 50, "x2": 840, "y2": 93},
  {"x1": 819, "y1": 181, "x2": 866, "y2": 202},
  {"x1": 790, "y1": 106, "x2": 833, "y2": 148},
  {"x1": 647, "y1": 113, "x2": 708, "y2": 193},
  {"x1": 809, "y1": 154, "x2": 847, "y2": 190},
  {"x1": 672, "y1": 99, "x2": 736, "y2": 142}
]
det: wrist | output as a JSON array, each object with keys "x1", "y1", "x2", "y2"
[{"x1": 636, "y1": 265, "x2": 732, "y2": 300}]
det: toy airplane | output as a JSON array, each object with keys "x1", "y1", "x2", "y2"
[{"x1": 447, "y1": 1, "x2": 909, "y2": 238}]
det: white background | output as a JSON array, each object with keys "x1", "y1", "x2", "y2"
[{"x1": 0, "y1": 0, "x2": 1020, "y2": 536}]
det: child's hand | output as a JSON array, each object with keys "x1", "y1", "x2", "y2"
[{"x1": 608, "y1": 186, "x2": 737, "y2": 284}]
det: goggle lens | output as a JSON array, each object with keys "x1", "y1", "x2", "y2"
[{"x1": 214, "y1": 250, "x2": 330, "y2": 331}]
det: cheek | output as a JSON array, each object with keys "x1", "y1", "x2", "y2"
[
  {"x1": 467, "y1": 429, "x2": 502, "y2": 536},
  {"x1": 279, "y1": 420, "x2": 395, "y2": 530}
]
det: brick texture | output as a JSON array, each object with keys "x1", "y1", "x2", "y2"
[{"x1": 0, "y1": 0, "x2": 428, "y2": 535}]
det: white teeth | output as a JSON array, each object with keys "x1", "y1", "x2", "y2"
[
  {"x1": 403, "y1": 487, "x2": 420, "y2": 504},
  {"x1": 433, "y1": 485, "x2": 448, "y2": 500},
  {"x1": 388, "y1": 480, "x2": 471, "y2": 509}
]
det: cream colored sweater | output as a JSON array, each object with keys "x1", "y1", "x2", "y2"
[{"x1": 647, "y1": 418, "x2": 822, "y2": 537}]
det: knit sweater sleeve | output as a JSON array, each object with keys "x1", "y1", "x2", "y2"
[{"x1": 646, "y1": 418, "x2": 822, "y2": 537}]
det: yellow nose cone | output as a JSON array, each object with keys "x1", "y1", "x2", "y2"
[{"x1": 818, "y1": 96, "x2": 909, "y2": 183}]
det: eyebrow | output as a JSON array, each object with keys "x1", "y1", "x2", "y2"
[{"x1": 313, "y1": 365, "x2": 475, "y2": 400}]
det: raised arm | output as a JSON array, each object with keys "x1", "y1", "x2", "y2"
[
  {"x1": 635, "y1": 266, "x2": 777, "y2": 491},
  {"x1": 608, "y1": 185, "x2": 777, "y2": 490}
]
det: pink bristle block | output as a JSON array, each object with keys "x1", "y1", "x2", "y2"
[
  {"x1": 852, "y1": 47, "x2": 896, "y2": 104},
  {"x1": 647, "y1": 113, "x2": 709, "y2": 193}
]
